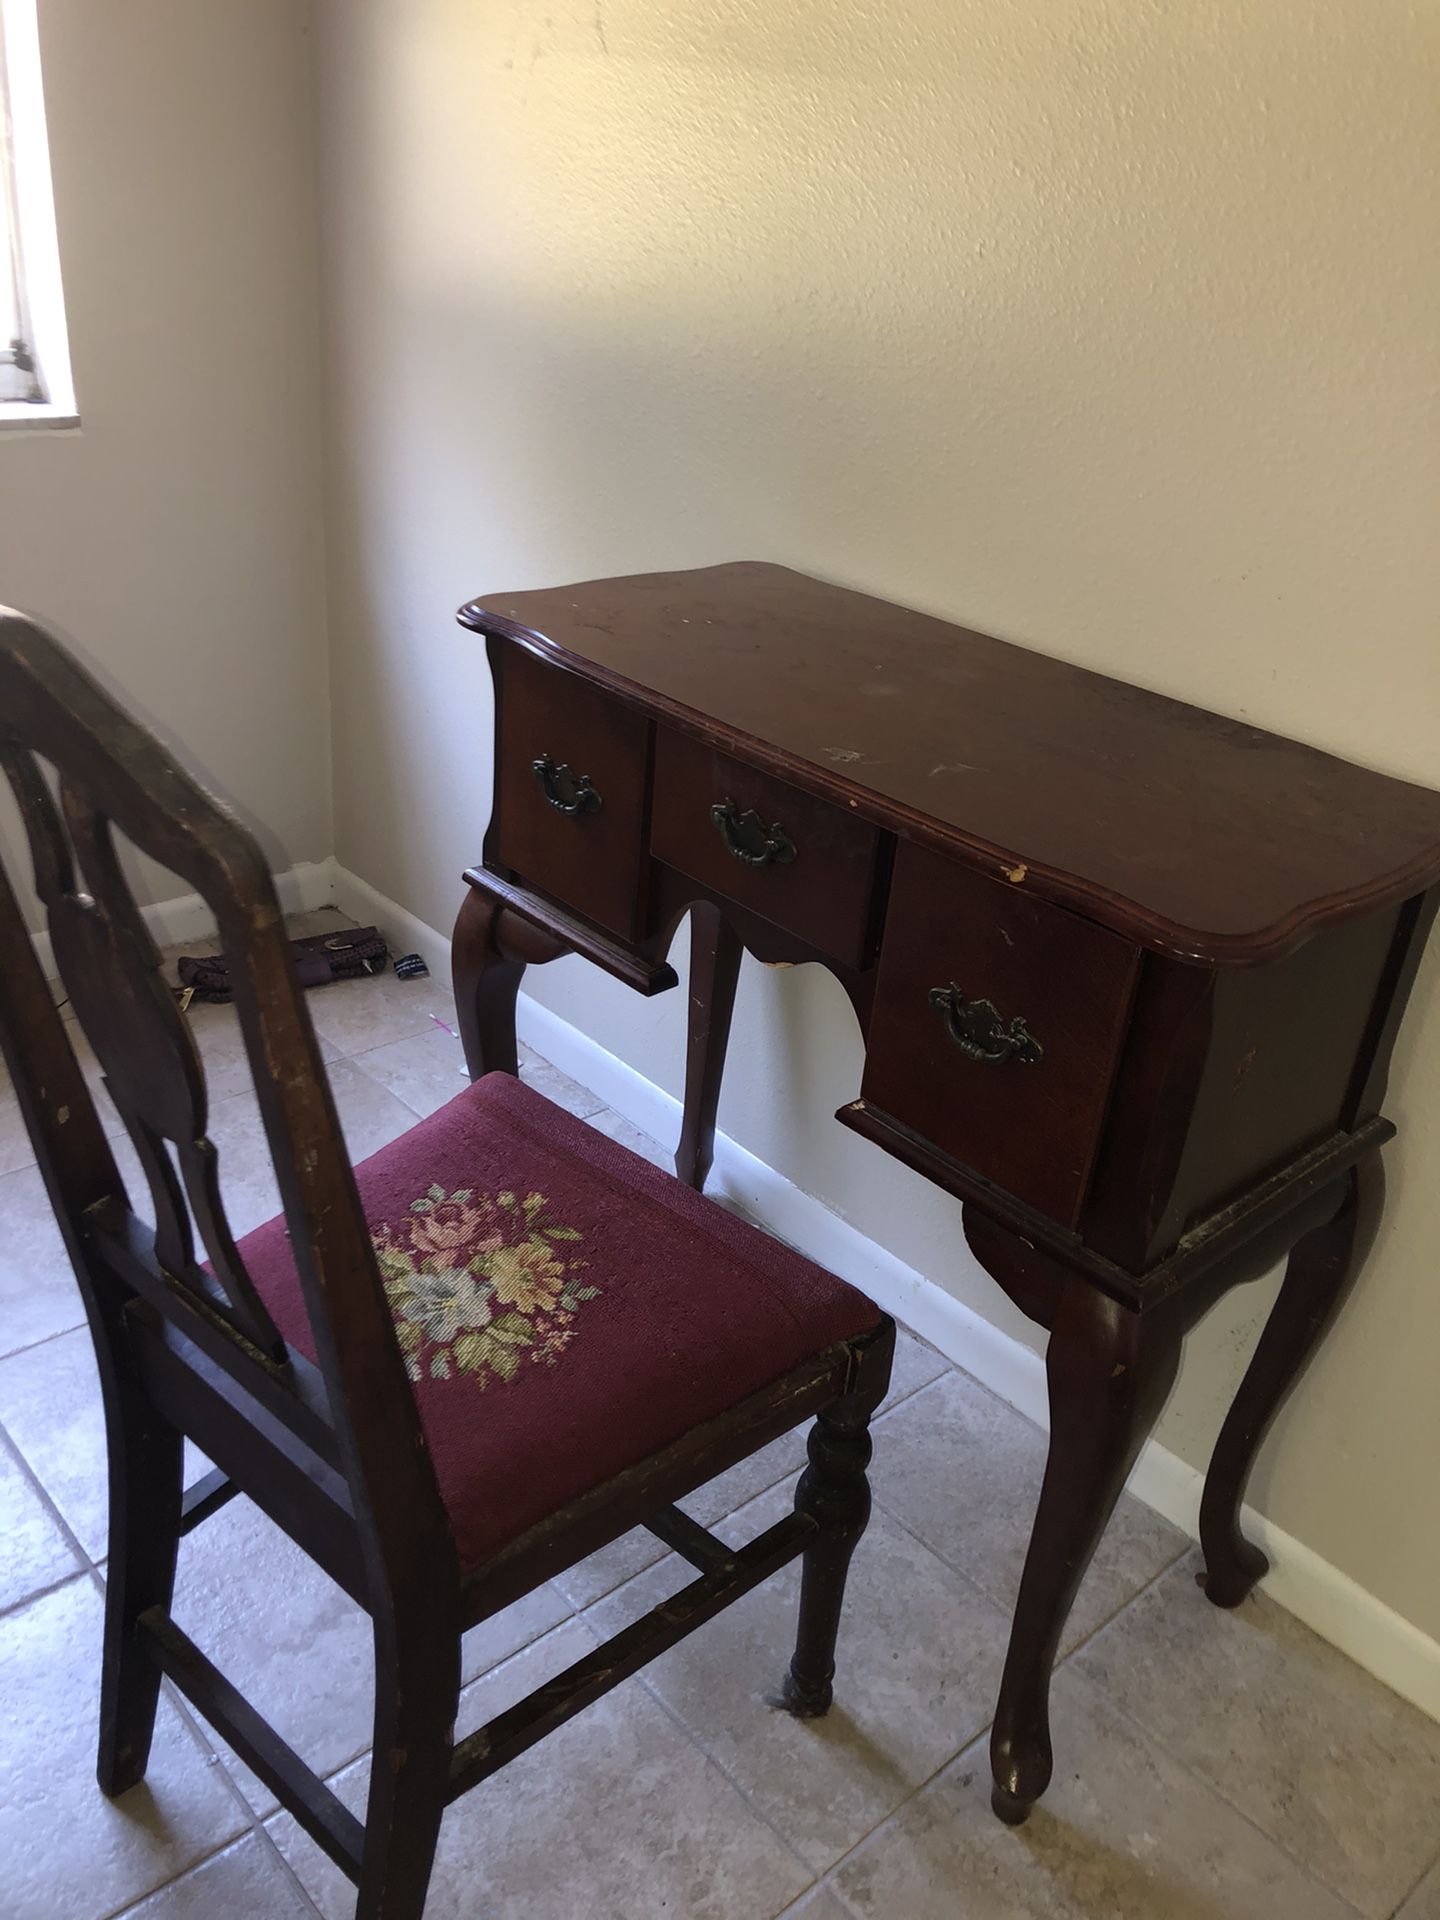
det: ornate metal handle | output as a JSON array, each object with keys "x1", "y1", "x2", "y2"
[
  {"x1": 928, "y1": 984, "x2": 1043, "y2": 1067},
  {"x1": 709, "y1": 799, "x2": 797, "y2": 869},
  {"x1": 532, "y1": 755, "x2": 602, "y2": 817}
]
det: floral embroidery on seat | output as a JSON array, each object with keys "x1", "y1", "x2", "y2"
[{"x1": 373, "y1": 1185, "x2": 598, "y2": 1387}]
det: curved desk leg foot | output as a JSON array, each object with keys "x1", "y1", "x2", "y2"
[
  {"x1": 991, "y1": 1784, "x2": 1033, "y2": 1827},
  {"x1": 990, "y1": 1282, "x2": 1183, "y2": 1823},
  {"x1": 1200, "y1": 1154, "x2": 1384, "y2": 1608},
  {"x1": 675, "y1": 904, "x2": 743, "y2": 1191},
  {"x1": 451, "y1": 881, "x2": 569, "y2": 1082}
]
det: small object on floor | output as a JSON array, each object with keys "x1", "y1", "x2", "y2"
[
  {"x1": 394, "y1": 952, "x2": 429, "y2": 980},
  {"x1": 176, "y1": 926, "x2": 389, "y2": 1003}
]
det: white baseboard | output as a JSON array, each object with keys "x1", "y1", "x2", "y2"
[
  {"x1": 515, "y1": 987, "x2": 1440, "y2": 1726},
  {"x1": 37, "y1": 860, "x2": 1440, "y2": 1723},
  {"x1": 330, "y1": 863, "x2": 454, "y2": 974}
]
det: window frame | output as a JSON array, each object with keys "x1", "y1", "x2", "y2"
[{"x1": 0, "y1": 0, "x2": 75, "y2": 430}]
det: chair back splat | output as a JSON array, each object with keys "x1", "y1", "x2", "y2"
[{"x1": 0, "y1": 609, "x2": 457, "y2": 1611}]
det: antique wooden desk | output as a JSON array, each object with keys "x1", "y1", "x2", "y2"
[{"x1": 448, "y1": 561, "x2": 1440, "y2": 1823}]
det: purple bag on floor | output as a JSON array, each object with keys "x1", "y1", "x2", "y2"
[{"x1": 176, "y1": 927, "x2": 389, "y2": 1004}]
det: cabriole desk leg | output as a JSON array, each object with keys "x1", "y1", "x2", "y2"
[
  {"x1": 675, "y1": 903, "x2": 743, "y2": 1191},
  {"x1": 989, "y1": 1282, "x2": 1184, "y2": 1825},
  {"x1": 1199, "y1": 1153, "x2": 1384, "y2": 1607},
  {"x1": 450, "y1": 882, "x2": 569, "y2": 1082}
]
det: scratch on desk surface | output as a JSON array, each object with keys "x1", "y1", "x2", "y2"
[
  {"x1": 929, "y1": 762, "x2": 977, "y2": 777},
  {"x1": 823, "y1": 747, "x2": 864, "y2": 763}
]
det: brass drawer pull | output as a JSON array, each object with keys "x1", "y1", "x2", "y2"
[
  {"x1": 928, "y1": 984, "x2": 1043, "y2": 1067},
  {"x1": 533, "y1": 755, "x2": 602, "y2": 817},
  {"x1": 710, "y1": 799, "x2": 797, "y2": 869}
]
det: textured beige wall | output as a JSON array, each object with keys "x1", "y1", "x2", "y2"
[
  {"x1": 311, "y1": 0, "x2": 1440, "y2": 1635},
  {"x1": 0, "y1": 0, "x2": 331, "y2": 910}
]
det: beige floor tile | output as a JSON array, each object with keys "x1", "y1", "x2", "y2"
[
  {"x1": 878, "y1": 1328, "x2": 949, "y2": 1413},
  {"x1": 0, "y1": 1021, "x2": 135, "y2": 1180},
  {"x1": 554, "y1": 1338, "x2": 954, "y2": 1614},
  {"x1": 0, "y1": 1039, "x2": 408, "y2": 1368},
  {"x1": 551, "y1": 1522, "x2": 671, "y2": 1609},
  {"x1": 0, "y1": 1436, "x2": 80, "y2": 1611},
  {"x1": 0, "y1": 1579, "x2": 248, "y2": 1920},
  {"x1": 0, "y1": 1081, "x2": 41, "y2": 1176},
  {"x1": 54, "y1": 993, "x2": 325, "y2": 1131},
  {"x1": 133, "y1": 1089, "x2": 286, "y2": 1245},
  {"x1": 178, "y1": 997, "x2": 258, "y2": 1104},
  {"x1": 589, "y1": 1489, "x2": 1012, "y2": 1872},
  {"x1": 0, "y1": 1163, "x2": 89, "y2": 1358},
  {"x1": 0, "y1": 1119, "x2": 155, "y2": 1363},
  {"x1": 326, "y1": 1056, "x2": 435, "y2": 1163},
  {"x1": 517, "y1": 1041, "x2": 610, "y2": 1119},
  {"x1": 871, "y1": 1368, "x2": 1187, "y2": 1655},
  {"x1": 172, "y1": 1495, "x2": 572, "y2": 1817},
  {"x1": 584, "y1": 1106, "x2": 676, "y2": 1170},
  {"x1": 351, "y1": 1022, "x2": 472, "y2": 1118},
  {"x1": 0, "y1": 980, "x2": 369, "y2": 1179},
  {"x1": 306, "y1": 967, "x2": 459, "y2": 1056},
  {"x1": 347, "y1": 1030, "x2": 615, "y2": 1130},
  {"x1": 0, "y1": 1327, "x2": 211, "y2": 1565},
  {"x1": 693, "y1": 1423, "x2": 811, "y2": 1523},
  {"x1": 196, "y1": 1058, "x2": 418, "y2": 1240},
  {"x1": 266, "y1": 1616, "x2": 595, "y2": 1912},
  {"x1": 193, "y1": 1076, "x2": 261, "y2": 1193},
  {"x1": 1398, "y1": 1857, "x2": 1440, "y2": 1917},
  {"x1": 0, "y1": 1327, "x2": 109, "y2": 1556},
  {"x1": 110, "y1": 1834, "x2": 315, "y2": 1918},
  {"x1": 270, "y1": 1617, "x2": 812, "y2": 1920},
  {"x1": 10, "y1": 1045, "x2": 419, "y2": 1282},
  {"x1": 830, "y1": 1665, "x2": 1356, "y2": 1920},
  {"x1": 179, "y1": 994, "x2": 343, "y2": 1106},
  {"x1": 779, "y1": 1889, "x2": 850, "y2": 1919},
  {"x1": 1074, "y1": 1551, "x2": 1440, "y2": 1917}
]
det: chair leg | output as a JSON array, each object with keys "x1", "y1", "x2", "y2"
[
  {"x1": 97, "y1": 1384, "x2": 184, "y2": 1796},
  {"x1": 782, "y1": 1389, "x2": 879, "y2": 1718},
  {"x1": 354, "y1": 1619, "x2": 460, "y2": 1920}
]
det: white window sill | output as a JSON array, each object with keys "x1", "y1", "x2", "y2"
[{"x1": 0, "y1": 401, "x2": 80, "y2": 434}]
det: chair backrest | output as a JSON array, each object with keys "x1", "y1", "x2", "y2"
[{"x1": 0, "y1": 608, "x2": 454, "y2": 1604}]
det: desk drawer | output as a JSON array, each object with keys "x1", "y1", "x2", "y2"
[
  {"x1": 492, "y1": 643, "x2": 650, "y2": 938},
  {"x1": 651, "y1": 729, "x2": 881, "y2": 966},
  {"x1": 862, "y1": 842, "x2": 1139, "y2": 1224}
]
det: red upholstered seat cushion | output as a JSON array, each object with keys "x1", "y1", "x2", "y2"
[{"x1": 236, "y1": 1071, "x2": 880, "y2": 1573}]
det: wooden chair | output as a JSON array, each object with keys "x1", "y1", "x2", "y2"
[{"x1": 0, "y1": 610, "x2": 894, "y2": 1920}]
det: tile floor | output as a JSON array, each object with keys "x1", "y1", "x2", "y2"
[{"x1": 2, "y1": 911, "x2": 1439, "y2": 1919}]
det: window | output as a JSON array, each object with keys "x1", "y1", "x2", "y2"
[{"x1": 0, "y1": 0, "x2": 74, "y2": 425}]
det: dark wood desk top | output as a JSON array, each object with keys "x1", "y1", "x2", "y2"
[{"x1": 461, "y1": 561, "x2": 1440, "y2": 966}]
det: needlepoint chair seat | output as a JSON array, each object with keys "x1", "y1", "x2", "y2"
[{"x1": 238, "y1": 1068, "x2": 882, "y2": 1572}]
